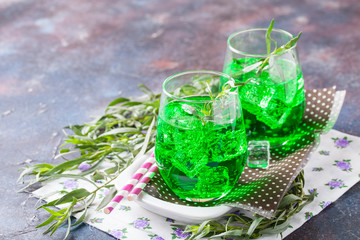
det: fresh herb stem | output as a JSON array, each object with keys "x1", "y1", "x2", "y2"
[{"x1": 254, "y1": 20, "x2": 302, "y2": 76}]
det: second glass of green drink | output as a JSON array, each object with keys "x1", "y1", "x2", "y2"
[
  {"x1": 223, "y1": 27, "x2": 305, "y2": 148},
  {"x1": 155, "y1": 70, "x2": 248, "y2": 202}
]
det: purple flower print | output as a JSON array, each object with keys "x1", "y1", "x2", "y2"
[
  {"x1": 130, "y1": 217, "x2": 151, "y2": 230},
  {"x1": 320, "y1": 201, "x2": 332, "y2": 209},
  {"x1": 326, "y1": 179, "x2": 347, "y2": 190},
  {"x1": 166, "y1": 218, "x2": 175, "y2": 223},
  {"x1": 148, "y1": 234, "x2": 165, "y2": 240},
  {"x1": 171, "y1": 228, "x2": 191, "y2": 239},
  {"x1": 305, "y1": 212, "x2": 313, "y2": 220},
  {"x1": 307, "y1": 188, "x2": 319, "y2": 197},
  {"x1": 90, "y1": 217, "x2": 104, "y2": 223},
  {"x1": 332, "y1": 137, "x2": 352, "y2": 148},
  {"x1": 78, "y1": 162, "x2": 91, "y2": 171},
  {"x1": 119, "y1": 205, "x2": 131, "y2": 211},
  {"x1": 62, "y1": 180, "x2": 78, "y2": 189},
  {"x1": 153, "y1": 237, "x2": 164, "y2": 240},
  {"x1": 334, "y1": 160, "x2": 352, "y2": 172},
  {"x1": 312, "y1": 167, "x2": 323, "y2": 172},
  {"x1": 102, "y1": 188, "x2": 110, "y2": 196},
  {"x1": 319, "y1": 150, "x2": 330, "y2": 156},
  {"x1": 108, "y1": 228, "x2": 127, "y2": 239}
]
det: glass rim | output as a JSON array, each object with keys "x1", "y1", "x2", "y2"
[
  {"x1": 162, "y1": 70, "x2": 235, "y2": 104},
  {"x1": 227, "y1": 27, "x2": 296, "y2": 57}
]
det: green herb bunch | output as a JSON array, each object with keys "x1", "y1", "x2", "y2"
[
  {"x1": 18, "y1": 85, "x2": 159, "y2": 238},
  {"x1": 175, "y1": 171, "x2": 315, "y2": 239}
]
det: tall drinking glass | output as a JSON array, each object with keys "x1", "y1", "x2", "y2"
[
  {"x1": 223, "y1": 28, "x2": 305, "y2": 148},
  {"x1": 155, "y1": 70, "x2": 248, "y2": 202}
]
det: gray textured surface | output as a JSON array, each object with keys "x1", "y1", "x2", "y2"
[{"x1": 0, "y1": 0, "x2": 359, "y2": 239}]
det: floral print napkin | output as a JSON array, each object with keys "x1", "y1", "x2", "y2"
[{"x1": 33, "y1": 129, "x2": 360, "y2": 239}]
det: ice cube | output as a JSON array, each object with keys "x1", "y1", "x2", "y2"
[
  {"x1": 257, "y1": 98, "x2": 291, "y2": 129},
  {"x1": 196, "y1": 166, "x2": 229, "y2": 193},
  {"x1": 239, "y1": 83, "x2": 275, "y2": 116},
  {"x1": 166, "y1": 101, "x2": 203, "y2": 129},
  {"x1": 283, "y1": 78, "x2": 297, "y2": 104},
  {"x1": 247, "y1": 141, "x2": 270, "y2": 169}
]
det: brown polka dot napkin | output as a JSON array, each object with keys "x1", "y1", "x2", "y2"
[{"x1": 144, "y1": 87, "x2": 338, "y2": 219}]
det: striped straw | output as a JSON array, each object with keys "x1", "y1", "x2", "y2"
[
  {"x1": 104, "y1": 153, "x2": 155, "y2": 214},
  {"x1": 127, "y1": 164, "x2": 159, "y2": 201}
]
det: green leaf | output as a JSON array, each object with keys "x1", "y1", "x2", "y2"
[
  {"x1": 274, "y1": 32, "x2": 302, "y2": 53},
  {"x1": 260, "y1": 219, "x2": 290, "y2": 234},
  {"x1": 246, "y1": 217, "x2": 264, "y2": 237},
  {"x1": 36, "y1": 208, "x2": 67, "y2": 228},
  {"x1": 98, "y1": 128, "x2": 140, "y2": 138},
  {"x1": 210, "y1": 229, "x2": 244, "y2": 238},
  {"x1": 278, "y1": 194, "x2": 302, "y2": 209},
  {"x1": 193, "y1": 225, "x2": 211, "y2": 239},
  {"x1": 17, "y1": 164, "x2": 54, "y2": 182},
  {"x1": 107, "y1": 97, "x2": 129, "y2": 108},
  {"x1": 64, "y1": 216, "x2": 72, "y2": 240},
  {"x1": 137, "y1": 117, "x2": 155, "y2": 157},
  {"x1": 90, "y1": 170, "x2": 106, "y2": 181},
  {"x1": 55, "y1": 188, "x2": 91, "y2": 205},
  {"x1": 42, "y1": 222, "x2": 57, "y2": 235},
  {"x1": 195, "y1": 220, "x2": 212, "y2": 234},
  {"x1": 38, "y1": 199, "x2": 58, "y2": 209},
  {"x1": 122, "y1": 101, "x2": 142, "y2": 106},
  {"x1": 42, "y1": 206, "x2": 64, "y2": 217},
  {"x1": 60, "y1": 149, "x2": 70, "y2": 154},
  {"x1": 266, "y1": 19, "x2": 274, "y2": 55},
  {"x1": 139, "y1": 84, "x2": 154, "y2": 97},
  {"x1": 104, "y1": 164, "x2": 119, "y2": 175},
  {"x1": 44, "y1": 158, "x2": 86, "y2": 175},
  {"x1": 72, "y1": 207, "x2": 87, "y2": 227},
  {"x1": 96, "y1": 187, "x2": 117, "y2": 211}
]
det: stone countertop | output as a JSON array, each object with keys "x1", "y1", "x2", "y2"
[{"x1": 0, "y1": 0, "x2": 359, "y2": 239}]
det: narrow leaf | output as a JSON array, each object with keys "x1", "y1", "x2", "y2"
[
  {"x1": 55, "y1": 188, "x2": 91, "y2": 205},
  {"x1": 278, "y1": 194, "x2": 302, "y2": 209},
  {"x1": 210, "y1": 229, "x2": 244, "y2": 238},
  {"x1": 98, "y1": 128, "x2": 140, "y2": 138},
  {"x1": 246, "y1": 217, "x2": 264, "y2": 236},
  {"x1": 72, "y1": 207, "x2": 87, "y2": 227},
  {"x1": 96, "y1": 187, "x2": 117, "y2": 211},
  {"x1": 42, "y1": 206, "x2": 64, "y2": 217},
  {"x1": 266, "y1": 19, "x2": 274, "y2": 55},
  {"x1": 107, "y1": 97, "x2": 129, "y2": 108}
]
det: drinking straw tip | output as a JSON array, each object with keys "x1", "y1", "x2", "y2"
[{"x1": 104, "y1": 207, "x2": 113, "y2": 214}]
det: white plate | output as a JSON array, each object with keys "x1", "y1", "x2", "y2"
[{"x1": 135, "y1": 192, "x2": 232, "y2": 224}]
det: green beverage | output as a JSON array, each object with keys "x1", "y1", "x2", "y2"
[
  {"x1": 223, "y1": 22, "x2": 305, "y2": 148},
  {"x1": 225, "y1": 57, "x2": 305, "y2": 147},
  {"x1": 155, "y1": 96, "x2": 248, "y2": 201}
]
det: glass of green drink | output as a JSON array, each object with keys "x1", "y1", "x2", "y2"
[
  {"x1": 155, "y1": 70, "x2": 248, "y2": 202},
  {"x1": 223, "y1": 27, "x2": 305, "y2": 148}
]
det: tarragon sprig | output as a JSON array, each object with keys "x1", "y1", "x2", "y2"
[
  {"x1": 18, "y1": 85, "x2": 159, "y2": 239},
  {"x1": 257, "y1": 19, "x2": 302, "y2": 75},
  {"x1": 176, "y1": 171, "x2": 315, "y2": 239}
]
